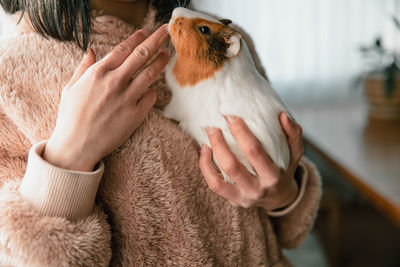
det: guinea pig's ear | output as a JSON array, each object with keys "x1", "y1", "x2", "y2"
[
  {"x1": 226, "y1": 32, "x2": 241, "y2": 57},
  {"x1": 219, "y1": 19, "x2": 232, "y2": 25}
]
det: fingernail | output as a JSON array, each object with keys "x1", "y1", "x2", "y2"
[
  {"x1": 201, "y1": 144, "x2": 208, "y2": 153},
  {"x1": 159, "y1": 32, "x2": 170, "y2": 45},
  {"x1": 206, "y1": 127, "x2": 217, "y2": 134},
  {"x1": 286, "y1": 113, "x2": 295, "y2": 124},
  {"x1": 161, "y1": 24, "x2": 169, "y2": 34},
  {"x1": 226, "y1": 115, "x2": 237, "y2": 123},
  {"x1": 162, "y1": 23, "x2": 169, "y2": 30}
]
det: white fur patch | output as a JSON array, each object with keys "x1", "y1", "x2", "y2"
[{"x1": 170, "y1": 7, "x2": 220, "y2": 25}]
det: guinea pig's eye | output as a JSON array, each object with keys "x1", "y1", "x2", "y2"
[{"x1": 198, "y1": 26, "x2": 211, "y2": 35}]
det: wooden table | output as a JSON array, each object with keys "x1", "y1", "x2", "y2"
[{"x1": 292, "y1": 101, "x2": 400, "y2": 227}]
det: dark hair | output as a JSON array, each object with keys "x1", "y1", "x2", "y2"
[
  {"x1": 0, "y1": 0, "x2": 191, "y2": 50},
  {"x1": 0, "y1": 0, "x2": 91, "y2": 50}
]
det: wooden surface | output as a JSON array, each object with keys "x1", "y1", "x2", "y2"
[{"x1": 292, "y1": 102, "x2": 400, "y2": 227}]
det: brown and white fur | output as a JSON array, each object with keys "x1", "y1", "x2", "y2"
[{"x1": 163, "y1": 8, "x2": 290, "y2": 183}]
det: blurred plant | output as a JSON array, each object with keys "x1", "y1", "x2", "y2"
[{"x1": 358, "y1": 15, "x2": 400, "y2": 97}]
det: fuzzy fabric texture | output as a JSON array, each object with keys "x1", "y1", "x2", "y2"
[{"x1": 0, "y1": 4, "x2": 322, "y2": 267}]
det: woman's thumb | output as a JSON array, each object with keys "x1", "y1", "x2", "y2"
[{"x1": 65, "y1": 48, "x2": 96, "y2": 89}]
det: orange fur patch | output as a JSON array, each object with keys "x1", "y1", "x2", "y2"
[{"x1": 169, "y1": 17, "x2": 233, "y2": 87}]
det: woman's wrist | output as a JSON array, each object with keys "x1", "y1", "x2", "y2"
[
  {"x1": 270, "y1": 174, "x2": 300, "y2": 210},
  {"x1": 43, "y1": 137, "x2": 98, "y2": 172},
  {"x1": 267, "y1": 163, "x2": 308, "y2": 217},
  {"x1": 279, "y1": 178, "x2": 299, "y2": 209},
  {"x1": 261, "y1": 174, "x2": 299, "y2": 212}
]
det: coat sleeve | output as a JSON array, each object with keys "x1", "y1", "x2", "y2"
[
  {"x1": 266, "y1": 157, "x2": 322, "y2": 249},
  {"x1": 0, "y1": 113, "x2": 112, "y2": 266}
]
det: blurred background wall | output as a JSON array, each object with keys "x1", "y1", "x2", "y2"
[{"x1": 192, "y1": 0, "x2": 400, "y2": 105}]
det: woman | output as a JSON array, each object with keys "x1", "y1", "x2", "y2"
[{"x1": 0, "y1": 0, "x2": 321, "y2": 266}]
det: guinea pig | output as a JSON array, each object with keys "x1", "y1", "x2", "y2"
[{"x1": 163, "y1": 7, "x2": 291, "y2": 183}]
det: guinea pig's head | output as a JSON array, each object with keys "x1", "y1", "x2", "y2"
[{"x1": 168, "y1": 8, "x2": 241, "y2": 67}]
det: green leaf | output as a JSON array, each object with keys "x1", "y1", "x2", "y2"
[{"x1": 384, "y1": 62, "x2": 399, "y2": 97}]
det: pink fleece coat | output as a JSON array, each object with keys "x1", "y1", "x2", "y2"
[{"x1": 0, "y1": 7, "x2": 321, "y2": 267}]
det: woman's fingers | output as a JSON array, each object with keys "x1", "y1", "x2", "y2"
[
  {"x1": 102, "y1": 29, "x2": 149, "y2": 69},
  {"x1": 126, "y1": 49, "x2": 170, "y2": 101},
  {"x1": 130, "y1": 90, "x2": 157, "y2": 124},
  {"x1": 64, "y1": 48, "x2": 96, "y2": 90},
  {"x1": 206, "y1": 127, "x2": 256, "y2": 191},
  {"x1": 199, "y1": 115, "x2": 303, "y2": 210},
  {"x1": 225, "y1": 116, "x2": 276, "y2": 176},
  {"x1": 118, "y1": 24, "x2": 169, "y2": 81},
  {"x1": 199, "y1": 144, "x2": 240, "y2": 202},
  {"x1": 280, "y1": 112, "x2": 303, "y2": 171}
]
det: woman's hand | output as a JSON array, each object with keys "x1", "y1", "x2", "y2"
[
  {"x1": 43, "y1": 25, "x2": 170, "y2": 172},
  {"x1": 199, "y1": 113, "x2": 303, "y2": 211}
]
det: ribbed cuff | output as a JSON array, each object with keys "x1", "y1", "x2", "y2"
[
  {"x1": 19, "y1": 141, "x2": 104, "y2": 221},
  {"x1": 267, "y1": 162, "x2": 308, "y2": 217}
]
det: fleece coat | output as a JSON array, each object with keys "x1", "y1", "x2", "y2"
[{"x1": 0, "y1": 3, "x2": 322, "y2": 266}]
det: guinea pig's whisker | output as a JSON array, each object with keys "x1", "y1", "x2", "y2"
[
  {"x1": 158, "y1": 10, "x2": 173, "y2": 24},
  {"x1": 171, "y1": 0, "x2": 189, "y2": 17}
]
